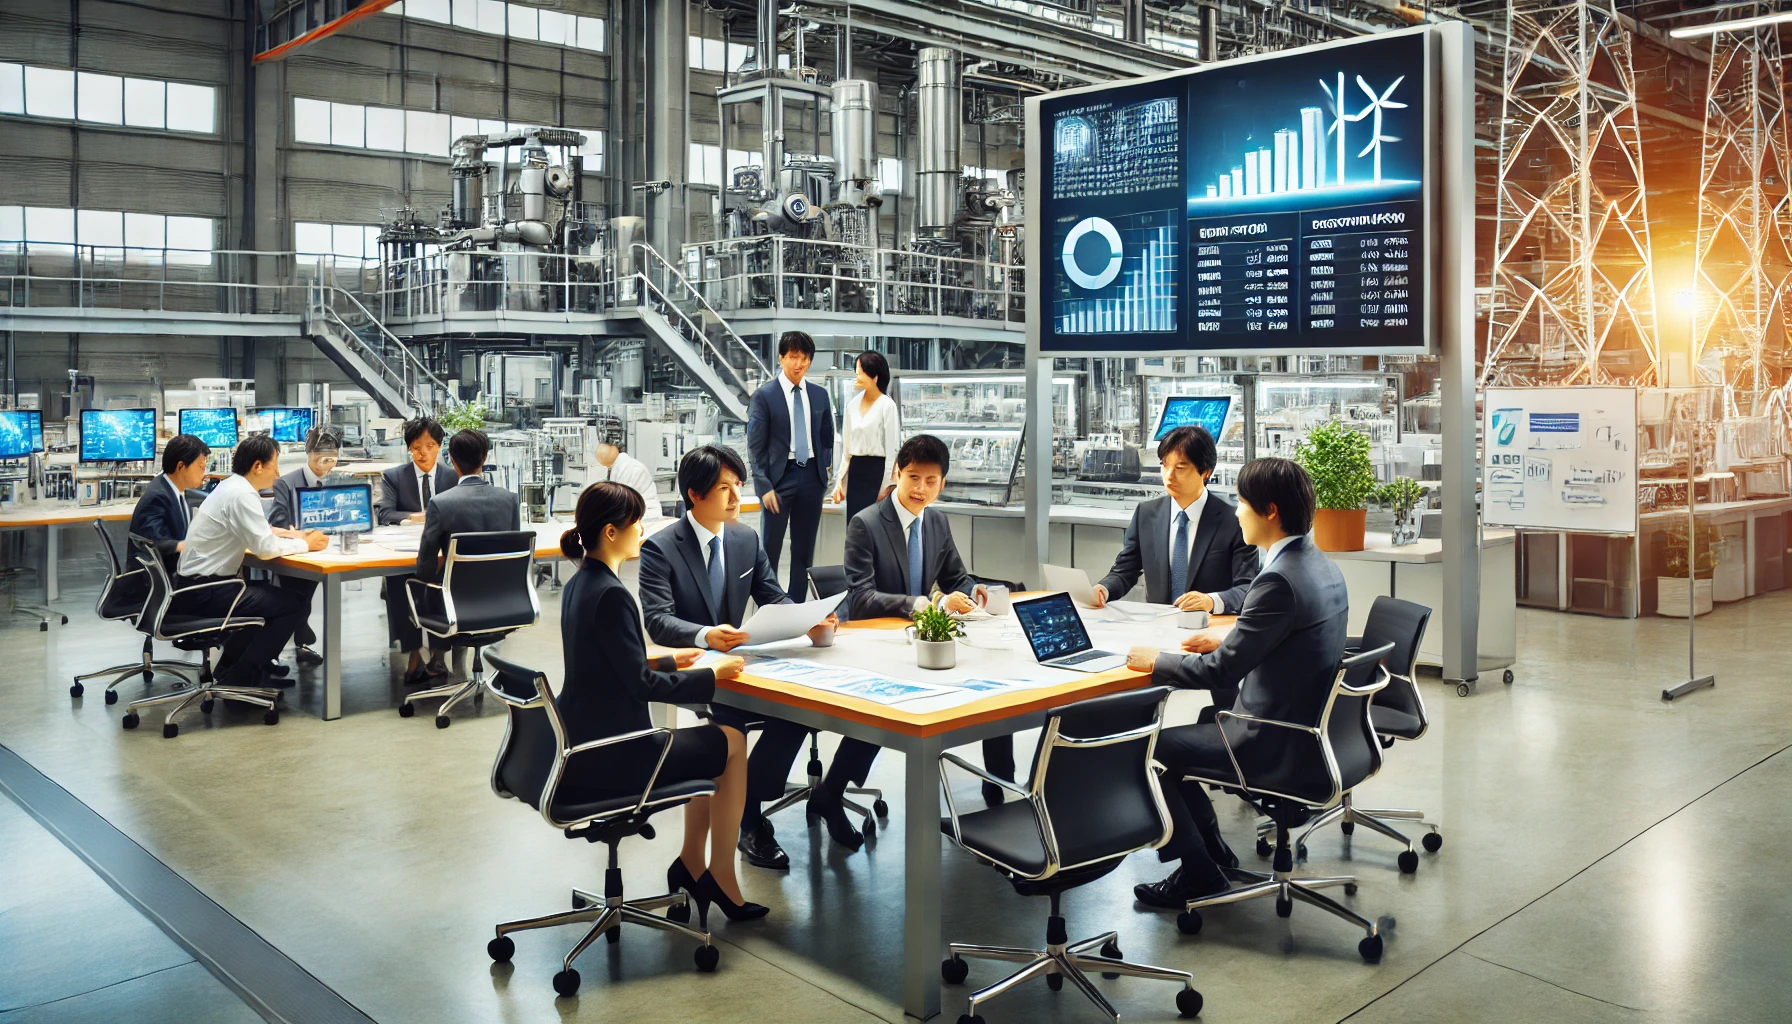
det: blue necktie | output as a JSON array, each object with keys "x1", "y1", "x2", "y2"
[
  {"x1": 1170, "y1": 509, "x2": 1190, "y2": 599},
  {"x1": 707, "y1": 535, "x2": 725, "y2": 612},
  {"x1": 792, "y1": 387, "x2": 811, "y2": 464},
  {"x1": 907, "y1": 517, "x2": 924, "y2": 597}
]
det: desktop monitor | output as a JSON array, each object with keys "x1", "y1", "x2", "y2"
[
  {"x1": 0, "y1": 411, "x2": 44, "y2": 459},
  {"x1": 178, "y1": 408, "x2": 239, "y2": 449},
  {"x1": 295, "y1": 484, "x2": 373, "y2": 535},
  {"x1": 257, "y1": 407, "x2": 315, "y2": 444},
  {"x1": 80, "y1": 408, "x2": 158, "y2": 463},
  {"x1": 1153, "y1": 395, "x2": 1232, "y2": 442}
]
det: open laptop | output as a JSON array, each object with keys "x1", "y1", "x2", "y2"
[{"x1": 1012, "y1": 592, "x2": 1127, "y2": 673}]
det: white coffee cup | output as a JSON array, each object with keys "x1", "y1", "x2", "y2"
[
  {"x1": 979, "y1": 584, "x2": 1011, "y2": 616},
  {"x1": 1177, "y1": 609, "x2": 1209, "y2": 629},
  {"x1": 811, "y1": 620, "x2": 837, "y2": 648}
]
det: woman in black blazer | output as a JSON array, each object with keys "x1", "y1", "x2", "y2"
[{"x1": 557, "y1": 481, "x2": 767, "y2": 925}]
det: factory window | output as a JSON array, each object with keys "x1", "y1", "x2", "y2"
[
  {"x1": 963, "y1": 165, "x2": 1009, "y2": 185},
  {"x1": 0, "y1": 205, "x2": 213, "y2": 264},
  {"x1": 386, "y1": 1, "x2": 605, "y2": 51},
  {"x1": 878, "y1": 157, "x2": 903, "y2": 194},
  {"x1": 689, "y1": 143, "x2": 723, "y2": 187},
  {"x1": 689, "y1": 36, "x2": 726, "y2": 72},
  {"x1": 295, "y1": 97, "x2": 602, "y2": 172},
  {"x1": 295, "y1": 221, "x2": 383, "y2": 264},
  {"x1": 1147, "y1": 32, "x2": 1201, "y2": 58},
  {"x1": 0, "y1": 62, "x2": 214, "y2": 133}
]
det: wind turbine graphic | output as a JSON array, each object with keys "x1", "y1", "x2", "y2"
[
  {"x1": 1352, "y1": 74, "x2": 1406, "y2": 183},
  {"x1": 1320, "y1": 72, "x2": 1350, "y2": 187}
]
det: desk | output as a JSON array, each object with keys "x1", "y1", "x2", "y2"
[
  {"x1": 707, "y1": 608, "x2": 1226, "y2": 1021},
  {"x1": 0, "y1": 503, "x2": 136, "y2": 602}
]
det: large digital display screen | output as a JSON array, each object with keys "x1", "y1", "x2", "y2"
[
  {"x1": 80, "y1": 409, "x2": 158, "y2": 463},
  {"x1": 257, "y1": 407, "x2": 315, "y2": 444},
  {"x1": 296, "y1": 484, "x2": 373, "y2": 534},
  {"x1": 1038, "y1": 29, "x2": 1431, "y2": 355},
  {"x1": 0, "y1": 411, "x2": 44, "y2": 459},
  {"x1": 178, "y1": 408, "x2": 239, "y2": 449}
]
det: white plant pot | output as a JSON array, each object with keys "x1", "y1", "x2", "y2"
[{"x1": 915, "y1": 638, "x2": 957, "y2": 670}]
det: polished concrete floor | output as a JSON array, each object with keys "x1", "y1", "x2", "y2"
[{"x1": 1, "y1": 563, "x2": 1788, "y2": 1023}]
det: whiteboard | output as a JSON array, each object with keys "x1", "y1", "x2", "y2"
[{"x1": 1482, "y1": 387, "x2": 1637, "y2": 534}]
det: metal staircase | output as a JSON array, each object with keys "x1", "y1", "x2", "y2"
[
  {"x1": 305, "y1": 283, "x2": 447, "y2": 418},
  {"x1": 629, "y1": 243, "x2": 769, "y2": 422}
]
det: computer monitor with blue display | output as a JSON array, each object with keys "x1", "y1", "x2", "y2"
[
  {"x1": 0, "y1": 411, "x2": 44, "y2": 459},
  {"x1": 1153, "y1": 395, "x2": 1232, "y2": 443},
  {"x1": 257, "y1": 407, "x2": 314, "y2": 444},
  {"x1": 295, "y1": 484, "x2": 373, "y2": 534},
  {"x1": 178, "y1": 408, "x2": 239, "y2": 449},
  {"x1": 80, "y1": 409, "x2": 157, "y2": 463}
]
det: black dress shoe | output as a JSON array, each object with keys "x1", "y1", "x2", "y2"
[
  {"x1": 982, "y1": 781, "x2": 1007, "y2": 808},
  {"x1": 425, "y1": 656, "x2": 450, "y2": 677},
  {"x1": 261, "y1": 661, "x2": 291, "y2": 678},
  {"x1": 738, "y1": 820, "x2": 790, "y2": 870},
  {"x1": 218, "y1": 665, "x2": 293, "y2": 690},
  {"x1": 1134, "y1": 866, "x2": 1230, "y2": 910},
  {"x1": 806, "y1": 793, "x2": 864, "y2": 852},
  {"x1": 402, "y1": 664, "x2": 433, "y2": 686},
  {"x1": 294, "y1": 646, "x2": 323, "y2": 667}
]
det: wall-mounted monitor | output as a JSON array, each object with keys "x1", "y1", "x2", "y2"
[
  {"x1": 178, "y1": 408, "x2": 239, "y2": 449},
  {"x1": 1035, "y1": 27, "x2": 1434, "y2": 356},
  {"x1": 0, "y1": 411, "x2": 45, "y2": 460},
  {"x1": 1153, "y1": 395, "x2": 1232, "y2": 442},
  {"x1": 80, "y1": 409, "x2": 158, "y2": 463},
  {"x1": 295, "y1": 484, "x2": 373, "y2": 534},
  {"x1": 256, "y1": 407, "x2": 315, "y2": 444}
]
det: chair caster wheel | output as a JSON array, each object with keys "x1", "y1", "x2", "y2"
[
  {"x1": 70, "y1": 682, "x2": 84, "y2": 698},
  {"x1": 666, "y1": 901, "x2": 690, "y2": 924},
  {"x1": 1255, "y1": 837, "x2": 1272, "y2": 858},
  {"x1": 263, "y1": 710, "x2": 279, "y2": 726},
  {"x1": 873, "y1": 798, "x2": 889, "y2": 817},
  {"x1": 941, "y1": 955, "x2": 969, "y2": 985},
  {"x1": 1345, "y1": 882, "x2": 1359, "y2": 896},
  {"x1": 862, "y1": 817, "x2": 876, "y2": 838},
  {"x1": 1176, "y1": 910, "x2": 1202, "y2": 935},
  {"x1": 1046, "y1": 973, "x2": 1062, "y2": 991},
  {"x1": 1275, "y1": 896, "x2": 1292, "y2": 918},
  {"x1": 201, "y1": 699, "x2": 215, "y2": 714},
  {"x1": 604, "y1": 925, "x2": 620, "y2": 944},
  {"x1": 1422, "y1": 831, "x2": 1443, "y2": 853},
  {"x1": 162, "y1": 722, "x2": 178, "y2": 739},
  {"x1": 1340, "y1": 821, "x2": 1354, "y2": 836},
  {"x1": 1297, "y1": 842, "x2": 1309, "y2": 862},
  {"x1": 435, "y1": 715, "x2": 450, "y2": 729},
  {"x1": 104, "y1": 689, "x2": 118, "y2": 705},
  {"x1": 1398, "y1": 850, "x2": 1419, "y2": 874},
  {"x1": 143, "y1": 670, "x2": 153, "y2": 682},
  {"x1": 693, "y1": 944, "x2": 719, "y2": 972},
  {"x1": 572, "y1": 893, "x2": 588, "y2": 909},
  {"x1": 1100, "y1": 939, "x2": 1122, "y2": 977},
  {"x1": 1177, "y1": 987, "x2": 1204, "y2": 1017},
  {"x1": 552, "y1": 968, "x2": 581, "y2": 995},
  {"x1": 60, "y1": 615, "x2": 68, "y2": 625},
  {"x1": 957, "y1": 1015, "x2": 985, "y2": 1024},
  {"x1": 1359, "y1": 934, "x2": 1383, "y2": 963},
  {"x1": 398, "y1": 702, "x2": 415, "y2": 718},
  {"x1": 487, "y1": 936, "x2": 514, "y2": 962},
  {"x1": 1456, "y1": 683, "x2": 1471, "y2": 697},
  {"x1": 122, "y1": 712, "x2": 140, "y2": 730},
  {"x1": 39, "y1": 620, "x2": 47, "y2": 631},
  {"x1": 1503, "y1": 669, "x2": 1514, "y2": 684}
]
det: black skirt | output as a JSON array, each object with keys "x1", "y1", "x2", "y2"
[
  {"x1": 559, "y1": 724, "x2": 729, "y2": 801},
  {"x1": 844, "y1": 456, "x2": 888, "y2": 521}
]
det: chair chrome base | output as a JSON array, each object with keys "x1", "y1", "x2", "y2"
[
  {"x1": 73, "y1": 636, "x2": 201, "y2": 701},
  {"x1": 1258, "y1": 792, "x2": 1441, "y2": 872},
  {"x1": 122, "y1": 682, "x2": 282, "y2": 737},
  {"x1": 400, "y1": 647, "x2": 490, "y2": 727},
  {"x1": 759, "y1": 740, "x2": 887, "y2": 832},
  {"x1": 947, "y1": 914, "x2": 1198, "y2": 1022},
  {"x1": 1185, "y1": 822, "x2": 1383, "y2": 962}
]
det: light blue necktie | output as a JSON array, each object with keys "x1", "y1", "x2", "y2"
[
  {"x1": 707, "y1": 535, "x2": 725, "y2": 612},
  {"x1": 1169, "y1": 509, "x2": 1190, "y2": 599},
  {"x1": 907, "y1": 517, "x2": 924, "y2": 597},
  {"x1": 792, "y1": 387, "x2": 811, "y2": 464}
]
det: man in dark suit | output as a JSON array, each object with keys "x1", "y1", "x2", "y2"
[
  {"x1": 414, "y1": 429, "x2": 521, "y2": 582},
  {"x1": 836, "y1": 433, "x2": 1020, "y2": 821},
  {"x1": 746, "y1": 330, "x2": 833, "y2": 597},
  {"x1": 374, "y1": 416, "x2": 459, "y2": 684},
  {"x1": 639, "y1": 445, "x2": 837, "y2": 869},
  {"x1": 265, "y1": 425, "x2": 344, "y2": 666},
  {"x1": 1095, "y1": 424, "x2": 1258, "y2": 710},
  {"x1": 1126, "y1": 457, "x2": 1348, "y2": 907},
  {"x1": 129, "y1": 433, "x2": 210, "y2": 569}
]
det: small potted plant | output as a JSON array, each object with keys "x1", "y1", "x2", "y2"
[
  {"x1": 438, "y1": 392, "x2": 492, "y2": 432},
  {"x1": 909, "y1": 603, "x2": 966, "y2": 670},
  {"x1": 1374, "y1": 477, "x2": 1428, "y2": 547},
  {"x1": 1294, "y1": 420, "x2": 1378, "y2": 552}
]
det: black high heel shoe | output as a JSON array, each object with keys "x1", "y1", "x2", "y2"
[
  {"x1": 806, "y1": 792, "x2": 864, "y2": 852},
  {"x1": 666, "y1": 858, "x2": 700, "y2": 923},
  {"x1": 692, "y1": 871, "x2": 768, "y2": 928}
]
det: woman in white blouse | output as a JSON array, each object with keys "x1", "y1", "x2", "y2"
[{"x1": 831, "y1": 350, "x2": 901, "y2": 520}]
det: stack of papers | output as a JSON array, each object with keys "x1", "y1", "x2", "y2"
[{"x1": 744, "y1": 658, "x2": 955, "y2": 705}]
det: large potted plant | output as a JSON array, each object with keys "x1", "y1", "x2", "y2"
[
  {"x1": 908, "y1": 603, "x2": 966, "y2": 670},
  {"x1": 1295, "y1": 420, "x2": 1377, "y2": 552}
]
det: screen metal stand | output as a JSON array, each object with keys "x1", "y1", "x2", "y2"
[{"x1": 1662, "y1": 404, "x2": 1713, "y2": 703}]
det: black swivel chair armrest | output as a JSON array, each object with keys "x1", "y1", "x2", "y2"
[
  {"x1": 404, "y1": 578, "x2": 449, "y2": 639},
  {"x1": 165, "y1": 576, "x2": 252, "y2": 634},
  {"x1": 542, "y1": 727, "x2": 679, "y2": 825},
  {"x1": 939, "y1": 752, "x2": 1033, "y2": 847}
]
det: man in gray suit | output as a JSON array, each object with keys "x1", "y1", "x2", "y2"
[
  {"x1": 1126, "y1": 457, "x2": 1348, "y2": 908},
  {"x1": 265, "y1": 425, "x2": 345, "y2": 666},
  {"x1": 414, "y1": 428, "x2": 520, "y2": 584}
]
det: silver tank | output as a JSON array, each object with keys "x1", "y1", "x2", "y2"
[
  {"x1": 915, "y1": 47, "x2": 960, "y2": 237},
  {"x1": 831, "y1": 79, "x2": 879, "y2": 183}
]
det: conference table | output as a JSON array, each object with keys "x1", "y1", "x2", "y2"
[
  {"x1": 702, "y1": 605, "x2": 1235, "y2": 1021},
  {"x1": 0, "y1": 502, "x2": 136, "y2": 604}
]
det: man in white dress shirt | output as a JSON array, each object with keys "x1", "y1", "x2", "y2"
[
  {"x1": 175, "y1": 435, "x2": 328, "y2": 688},
  {"x1": 593, "y1": 433, "x2": 660, "y2": 512}
]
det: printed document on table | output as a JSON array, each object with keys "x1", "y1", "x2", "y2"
[
  {"x1": 734, "y1": 591, "x2": 848, "y2": 646},
  {"x1": 745, "y1": 658, "x2": 955, "y2": 705},
  {"x1": 1105, "y1": 601, "x2": 1180, "y2": 620}
]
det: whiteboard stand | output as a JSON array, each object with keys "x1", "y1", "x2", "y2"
[{"x1": 1662, "y1": 407, "x2": 1715, "y2": 702}]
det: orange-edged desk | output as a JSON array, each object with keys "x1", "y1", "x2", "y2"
[
  {"x1": 0, "y1": 503, "x2": 136, "y2": 605},
  {"x1": 701, "y1": 610, "x2": 1232, "y2": 1021}
]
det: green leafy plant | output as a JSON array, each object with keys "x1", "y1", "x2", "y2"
[
  {"x1": 911, "y1": 603, "x2": 966, "y2": 643},
  {"x1": 1295, "y1": 421, "x2": 1378, "y2": 511},
  {"x1": 437, "y1": 393, "x2": 492, "y2": 432},
  {"x1": 1373, "y1": 477, "x2": 1427, "y2": 520}
]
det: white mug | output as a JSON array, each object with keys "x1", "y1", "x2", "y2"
[
  {"x1": 1177, "y1": 609, "x2": 1209, "y2": 629},
  {"x1": 811, "y1": 619, "x2": 837, "y2": 648},
  {"x1": 979, "y1": 584, "x2": 1011, "y2": 616}
]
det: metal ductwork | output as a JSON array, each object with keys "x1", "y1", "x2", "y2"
[
  {"x1": 915, "y1": 46, "x2": 961, "y2": 238},
  {"x1": 831, "y1": 79, "x2": 881, "y2": 207}
]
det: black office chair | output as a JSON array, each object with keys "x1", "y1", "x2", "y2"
[
  {"x1": 1274, "y1": 597, "x2": 1441, "y2": 872},
  {"x1": 940, "y1": 686, "x2": 1201, "y2": 1023},
  {"x1": 480, "y1": 653, "x2": 718, "y2": 996},
  {"x1": 403, "y1": 530, "x2": 539, "y2": 728},
  {"x1": 1177, "y1": 643, "x2": 1395, "y2": 963},
  {"x1": 119, "y1": 538, "x2": 282, "y2": 739},
  {"x1": 70, "y1": 520, "x2": 200, "y2": 704}
]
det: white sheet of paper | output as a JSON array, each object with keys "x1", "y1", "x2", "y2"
[
  {"x1": 745, "y1": 658, "x2": 955, "y2": 705},
  {"x1": 732, "y1": 636, "x2": 815, "y2": 655},
  {"x1": 1105, "y1": 601, "x2": 1181, "y2": 621},
  {"x1": 734, "y1": 590, "x2": 848, "y2": 646}
]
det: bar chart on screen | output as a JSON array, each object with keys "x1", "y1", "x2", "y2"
[{"x1": 1054, "y1": 208, "x2": 1178, "y2": 335}]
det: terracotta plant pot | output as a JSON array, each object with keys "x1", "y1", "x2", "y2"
[{"x1": 1312, "y1": 508, "x2": 1367, "y2": 552}]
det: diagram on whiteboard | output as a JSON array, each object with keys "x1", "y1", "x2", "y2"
[{"x1": 1483, "y1": 388, "x2": 1637, "y2": 534}]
